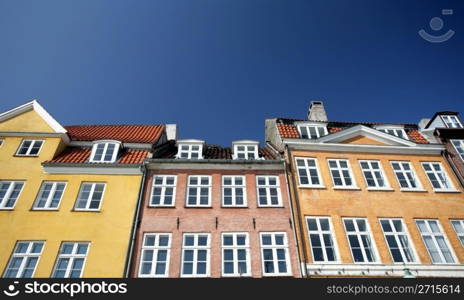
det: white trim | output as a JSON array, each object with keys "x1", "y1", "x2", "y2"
[
  {"x1": 0, "y1": 100, "x2": 67, "y2": 133},
  {"x1": 342, "y1": 217, "x2": 381, "y2": 264},
  {"x1": 15, "y1": 139, "x2": 44, "y2": 156},
  {"x1": 259, "y1": 232, "x2": 292, "y2": 276},
  {"x1": 378, "y1": 218, "x2": 420, "y2": 264},
  {"x1": 359, "y1": 160, "x2": 391, "y2": 190},
  {"x1": 294, "y1": 157, "x2": 325, "y2": 188},
  {"x1": 180, "y1": 233, "x2": 211, "y2": 278},
  {"x1": 149, "y1": 175, "x2": 177, "y2": 207},
  {"x1": 51, "y1": 242, "x2": 90, "y2": 278},
  {"x1": 42, "y1": 166, "x2": 142, "y2": 175},
  {"x1": 450, "y1": 219, "x2": 464, "y2": 247},
  {"x1": 221, "y1": 175, "x2": 247, "y2": 207},
  {"x1": 421, "y1": 162, "x2": 458, "y2": 192},
  {"x1": 232, "y1": 141, "x2": 260, "y2": 160},
  {"x1": 73, "y1": 182, "x2": 106, "y2": 211},
  {"x1": 32, "y1": 181, "x2": 67, "y2": 210},
  {"x1": 89, "y1": 141, "x2": 121, "y2": 163},
  {"x1": 297, "y1": 124, "x2": 328, "y2": 139},
  {"x1": 441, "y1": 115, "x2": 463, "y2": 129},
  {"x1": 221, "y1": 232, "x2": 251, "y2": 277},
  {"x1": 415, "y1": 219, "x2": 459, "y2": 264},
  {"x1": 327, "y1": 158, "x2": 358, "y2": 189},
  {"x1": 185, "y1": 176, "x2": 212, "y2": 207},
  {"x1": 390, "y1": 161, "x2": 424, "y2": 191},
  {"x1": 138, "y1": 233, "x2": 172, "y2": 278},
  {"x1": 0, "y1": 181, "x2": 26, "y2": 210},
  {"x1": 176, "y1": 141, "x2": 204, "y2": 160},
  {"x1": 305, "y1": 216, "x2": 340, "y2": 263},
  {"x1": 3, "y1": 241, "x2": 45, "y2": 278},
  {"x1": 256, "y1": 175, "x2": 283, "y2": 207}
]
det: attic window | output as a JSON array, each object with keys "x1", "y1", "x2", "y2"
[
  {"x1": 176, "y1": 140, "x2": 204, "y2": 159},
  {"x1": 89, "y1": 141, "x2": 121, "y2": 163},
  {"x1": 297, "y1": 125, "x2": 327, "y2": 139},
  {"x1": 16, "y1": 140, "x2": 44, "y2": 156},
  {"x1": 379, "y1": 128, "x2": 409, "y2": 140},
  {"x1": 441, "y1": 115, "x2": 462, "y2": 128},
  {"x1": 234, "y1": 145, "x2": 258, "y2": 160}
]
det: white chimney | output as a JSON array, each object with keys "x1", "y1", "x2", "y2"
[{"x1": 308, "y1": 101, "x2": 328, "y2": 121}]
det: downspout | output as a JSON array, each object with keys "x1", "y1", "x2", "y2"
[
  {"x1": 123, "y1": 163, "x2": 147, "y2": 277},
  {"x1": 284, "y1": 145, "x2": 310, "y2": 278}
]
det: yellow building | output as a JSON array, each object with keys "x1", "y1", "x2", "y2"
[
  {"x1": 0, "y1": 100, "x2": 170, "y2": 278},
  {"x1": 266, "y1": 102, "x2": 464, "y2": 277}
]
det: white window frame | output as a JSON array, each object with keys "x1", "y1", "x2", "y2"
[
  {"x1": 186, "y1": 176, "x2": 211, "y2": 207},
  {"x1": 221, "y1": 232, "x2": 251, "y2": 277},
  {"x1": 89, "y1": 141, "x2": 121, "y2": 163},
  {"x1": 343, "y1": 217, "x2": 380, "y2": 263},
  {"x1": 415, "y1": 219, "x2": 457, "y2": 264},
  {"x1": 359, "y1": 160, "x2": 391, "y2": 190},
  {"x1": 297, "y1": 125, "x2": 328, "y2": 139},
  {"x1": 378, "y1": 128, "x2": 409, "y2": 140},
  {"x1": 138, "y1": 233, "x2": 171, "y2": 278},
  {"x1": 222, "y1": 176, "x2": 247, "y2": 207},
  {"x1": 233, "y1": 144, "x2": 259, "y2": 160},
  {"x1": 181, "y1": 233, "x2": 211, "y2": 278},
  {"x1": 327, "y1": 159, "x2": 358, "y2": 189},
  {"x1": 3, "y1": 241, "x2": 44, "y2": 278},
  {"x1": 259, "y1": 232, "x2": 292, "y2": 277},
  {"x1": 149, "y1": 175, "x2": 177, "y2": 207},
  {"x1": 176, "y1": 143, "x2": 203, "y2": 159},
  {"x1": 305, "y1": 217, "x2": 340, "y2": 263},
  {"x1": 421, "y1": 162, "x2": 456, "y2": 192},
  {"x1": 0, "y1": 181, "x2": 25, "y2": 209},
  {"x1": 32, "y1": 181, "x2": 67, "y2": 210},
  {"x1": 450, "y1": 219, "x2": 464, "y2": 247},
  {"x1": 256, "y1": 175, "x2": 282, "y2": 207},
  {"x1": 451, "y1": 140, "x2": 464, "y2": 162},
  {"x1": 390, "y1": 161, "x2": 423, "y2": 191},
  {"x1": 51, "y1": 242, "x2": 90, "y2": 278},
  {"x1": 295, "y1": 157, "x2": 324, "y2": 188},
  {"x1": 378, "y1": 218, "x2": 418, "y2": 264},
  {"x1": 441, "y1": 115, "x2": 463, "y2": 129},
  {"x1": 74, "y1": 182, "x2": 106, "y2": 211},
  {"x1": 15, "y1": 140, "x2": 44, "y2": 156}
]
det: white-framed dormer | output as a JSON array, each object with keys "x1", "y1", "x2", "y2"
[
  {"x1": 295, "y1": 121, "x2": 328, "y2": 139},
  {"x1": 89, "y1": 140, "x2": 122, "y2": 163},
  {"x1": 374, "y1": 125, "x2": 409, "y2": 140},
  {"x1": 441, "y1": 115, "x2": 463, "y2": 129},
  {"x1": 232, "y1": 140, "x2": 259, "y2": 160},
  {"x1": 176, "y1": 139, "x2": 205, "y2": 160}
]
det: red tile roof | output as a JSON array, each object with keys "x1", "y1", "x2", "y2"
[
  {"x1": 277, "y1": 124, "x2": 300, "y2": 138},
  {"x1": 44, "y1": 147, "x2": 149, "y2": 164},
  {"x1": 407, "y1": 129, "x2": 429, "y2": 144},
  {"x1": 65, "y1": 125, "x2": 165, "y2": 143}
]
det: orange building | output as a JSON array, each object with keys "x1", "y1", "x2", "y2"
[{"x1": 266, "y1": 101, "x2": 464, "y2": 277}]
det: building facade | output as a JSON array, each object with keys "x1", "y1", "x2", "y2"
[
  {"x1": 266, "y1": 102, "x2": 464, "y2": 277},
  {"x1": 130, "y1": 139, "x2": 301, "y2": 277},
  {"x1": 0, "y1": 101, "x2": 169, "y2": 278}
]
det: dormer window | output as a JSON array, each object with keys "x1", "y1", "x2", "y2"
[
  {"x1": 232, "y1": 140, "x2": 259, "y2": 160},
  {"x1": 89, "y1": 141, "x2": 121, "y2": 163},
  {"x1": 176, "y1": 140, "x2": 204, "y2": 159},
  {"x1": 378, "y1": 128, "x2": 409, "y2": 140},
  {"x1": 297, "y1": 125, "x2": 327, "y2": 139},
  {"x1": 441, "y1": 115, "x2": 462, "y2": 128}
]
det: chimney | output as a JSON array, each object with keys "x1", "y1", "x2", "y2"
[{"x1": 308, "y1": 101, "x2": 328, "y2": 121}]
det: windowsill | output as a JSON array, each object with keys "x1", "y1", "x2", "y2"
[
  {"x1": 262, "y1": 273, "x2": 293, "y2": 277},
  {"x1": 184, "y1": 206, "x2": 212, "y2": 208},
  {"x1": 30, "y1": 208, "x2": 59, "y2": 211},
  {"x1": 400, "y1": 188, "x2": 427, "y2": 193},
  {"x1": 298, "y1": 185, "x2": 326, "y2": 189},
  {"x1": 312, "y1": 261, "x2": 342, "y2": 264},
  {"x1": 366, "y1": 187, "x2": 394, "y2": 191},
  {"x1": 332, "y1": 186, "x2": 361, "y2": 191},
  {"x1": 0, "y1": 208, "x2": 14, "y2": 211},
  {"x1": 257, "y1": 205, "x2": 284, "y2": 208},
  {"x1": 433, "y1": 189, "x2": 461, "y2": 193},
  {"x1": 13, "y1": 154, "x2": 39, "y2": 157},
  {"x1": 221, "y1": 206, "x2": 249, "y2": 208},
  {"x1": 72, "y1": 209, "x2": 101, "y2": 212},
  {"x1": 148, "y1": 205, "x2": 175, "y2": 208},
  {"x1": 221, "y1": 274, "x2": 252, "y2": 278}
]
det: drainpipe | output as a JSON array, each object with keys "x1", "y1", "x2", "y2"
[
  {"x1": 284, "y1": 145, "x2": 310, "y2": 278},
  {"x1": 123, "y1": 163, "x2": 147, "y2": 277}
]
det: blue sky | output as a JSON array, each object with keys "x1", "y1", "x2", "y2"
[{"x1": 0, "y1": 0, "x2": 463, "y2": 145}]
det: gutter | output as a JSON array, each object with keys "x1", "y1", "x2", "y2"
[
  {"x1": 123, "y1": 163, "x2": 147, "y2": 277},
  {"x1": 145, "y1": 158, "x2": 283, "y2": 164}
]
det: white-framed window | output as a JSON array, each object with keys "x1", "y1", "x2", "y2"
[
  {"x1": 450, "y1": 219, "x2": 464, "y2": 247},
  {"x1": 306, "y1": 217, "x2": 338, "y2": 262},
  {"x1": 222, "y1": 233, "x2": 251, "y2": 277},
  {"x1": 33, "y1": 181, "x2": 67, "y2": 210},
  {"x1": 297, "y1": 125, "x2": 327, "y2": 139},
  {"x1": 222, "y1": 176, "x2": 246, "y2": 207},
  {"x1": 421, "y1": 162, "x2": 455, "y2": 192},
  {"x1": 138, "y1": 233, "x2": 171, "y2": 277},
  {"x1": 186, "y1": 176, "x2": 211, "y2": 207},
  {"x1": 150, "y1": 176, "x2": 177, "y2": 207},
  {"x1": 295, "y1": 157, "x2": 323, "y2": 187},
  {"x1": 359, "y1": 160, "x2": 389, "y2": 189},
  {"x1": 233, "y1": 145, "x2": 259, "y2": 160},
  {"x1": 260, "y1": 232, "x2": 291, "y2": 276},
  {"x1": 441, "y1": 115, "x2": 463, "y2": 128},
  {"x1": 3, "y1": 241, "x2": 44, "y2": 278},
  {"x1": 451, "y1": 140, "x2": 464, "y2": 161},
  {"x1": 181, "y1": 233, "x2": 210, "y2": 277},
  {"x1": 343, "y1": 218, "x2": 378, "y2": 263},
  {"x1": 89, "y1": 141, "x2": 120, "y2": 163},
  {"x1": 74, "y1": 182, "x2": 106, "y2": 211},
  {"x1": 416, "y1": 219, "x2": 456, "y2": 264},
  {"x1": 379, "y1": 128, "x2": 409, "y2": 140},
  {"x1": 16, "y1": 140, "x2": 44, "y2": 156},
  {"x1": 177, "y1": 144, "x2": 203, "y2": 159},
  {"x1": 51, "y1": 242, "x2": 89, "y2": 278},
  {"x1": 390, "y1": 161, "x2": 422, "y2": 190},
  {"x1": 0, "y1": 181, "x2": 25, "y2": 209},
  {"x1": 256, "y1": 176, "x2": 282, "y2": 207},
  {"x1": 379, "y1": 218, "x2": 417, "y2": 263},
  {"x1": 327, "y1": 159, "x2": 356, "y2": 188}
]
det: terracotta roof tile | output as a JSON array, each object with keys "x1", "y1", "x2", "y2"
[
  {"x1": 277, "y1": 124, "x2": 300, "y2": 138},
  {"x1": 64, "y1": 125, "x2": 165, "y2": 143},
  {"x1": 407, "y1": 129, "x2": 429, "y2": 144},
  {"x1": 44, "y1": 147, "x2": 148, "y2": 164}
]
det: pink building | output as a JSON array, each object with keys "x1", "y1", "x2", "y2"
[{"x1": 130, "y1": 139, "x2": 301, "y2": 277}]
